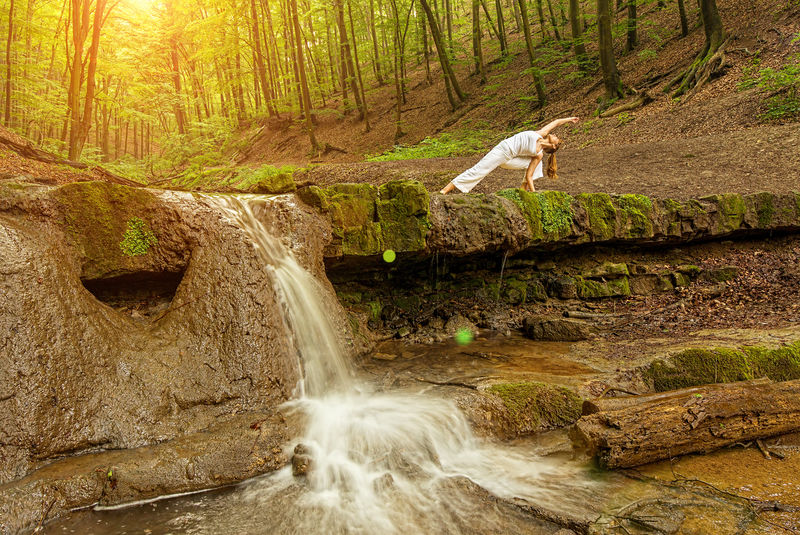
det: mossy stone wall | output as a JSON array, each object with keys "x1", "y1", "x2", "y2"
[{"x1": 645, "y1": 342, "x2": 800, "y2": 391}]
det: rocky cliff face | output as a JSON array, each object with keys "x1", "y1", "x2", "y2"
[{"x1": 0, "y1": 181, "x2": 345, "y2": 485}]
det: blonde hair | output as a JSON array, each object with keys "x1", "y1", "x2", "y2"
[{"x1": 543, "y1": 134, "x2": 561, "y2": 180}]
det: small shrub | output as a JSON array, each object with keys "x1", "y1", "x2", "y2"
[{"x1": 120, "y1": 217, "x2": 157, "y2": 256}]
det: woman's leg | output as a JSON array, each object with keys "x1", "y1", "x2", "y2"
[{"x1": 443, "y1": 145, "x2": 510, "y2": 194}]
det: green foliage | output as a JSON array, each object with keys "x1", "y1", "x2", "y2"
[
  {"x1": 638, "y1": 49, "x2": 658, "y2": 62},
  {"x1": 739, "y1": 49, "x2": 800, "y2": 120},
  {"x1": 119, "y1": 217, "x2": 157, "y2": 256},
  {"x1": 365, "y1": 130, "x2": 498, "y2": 161}
]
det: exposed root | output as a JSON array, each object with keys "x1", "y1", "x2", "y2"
[{"x1": 666, "y1": 37, "x2": 731, "y2": 99}]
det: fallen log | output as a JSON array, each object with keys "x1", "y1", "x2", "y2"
[{"x1": 571, "y1": 378, "x2": 800, "y2": 469}]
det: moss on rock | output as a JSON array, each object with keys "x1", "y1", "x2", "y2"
[
  {"x1": 376, "y1": 180, "x2": 431, "y2": 252},
  {"x1": 617, "y1": 194, "x2": 654, "y2": 238},
  {"x1": 497, "y1": 188, "x2": 543, "y2": 239},
  {"x1": 486, "y1": 381, "x2": 583, "y2": 434},
  {"x1": 575, "y1": 276, "x2": 631, "y2": 298},
  {"x1": 645, "y1": 342, "x2": 800, "y2": 391},
  {"x1": 577, "y1": 193, "x2": 617, "y2": 241},
  {"x1": 298, "y1": 180, "x2": 430, "y2": 256},
  {"x1": 54, "y1": 181, "x2": 160, "y2": 278},
  {"x1": 538, "y1": 191, "x2": 574, "y2": 237}
]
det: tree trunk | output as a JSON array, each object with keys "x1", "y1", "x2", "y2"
[
  {"x1": 368, "y1": 0, "x2": 385, "y2": 85},
  {"x1": 669, "y1": 0, "x2": 724, "y2": 97},
  {"x1": 334, "y1": 0, "x2": 363, "y2": 117},
  {"x1": 418, "y1": 0, "x2": 466, "y2": 108},
  {"x1": 571, "y1": 379, "x2": 800, "y2": 469},
  {"x1": 678, "y1": 0, "x2": 689, "y2": 37},
  {"x1": 569, "y1": 0, "x2": 589, "y2": 71},
  {"x1": 535, "y1": 0, "x2": 548, "y2": 41},
  {"x1": 289, "y1": 0, "x2": 319, "y2": 153},
  {"x1": 348, "y1": 0, "x2": 370, "y2": 130},
  {"x1": 626, "y1": 0, "x2": 637, "y2": 52},
  {"x1": 4, "y1": 0, "x2": 14, "y2": 127},
  {"x1": 69, "y1": 0, "x2": 106, "y2": 160},
  {"x1": 472, "y1": 0, "x2": 486, "y2": 82},
  {"x1": 510, "y1": 0, "x2": 521, "y2": 32},
  {"x1": 545, "y1": 0, "x2": 562, "y2": 41},
  {"x1": 420, "y1": 9, "x2": 432, "y2": 84},
  {"x1": 597, "y1": 0, "x2": 623, "y2": 100},
  {"x1": 494, "y1": 0, "x2": 508, "y2": 56},
  {"x1": 251, "y1": 0, "x2": 277, "y2": 116},
  {"x1": 516, "y1": 0, "x2": 547, "y2": 106}
]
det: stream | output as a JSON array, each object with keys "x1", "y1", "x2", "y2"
[{"x1": 42, "y1": 197, "x2": 800, "y2": 535}]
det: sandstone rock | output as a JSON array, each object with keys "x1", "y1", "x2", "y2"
[
  {"x1": 0, "y1": 182, "x2": 356, "y2": 487},
  {"x1": 522, "y1": 316, "x2": 594, "y2": 341}
]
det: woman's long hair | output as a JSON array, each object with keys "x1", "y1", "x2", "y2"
[{"x1": 543, "y1": 134, "x2": 561, "y2": 180}]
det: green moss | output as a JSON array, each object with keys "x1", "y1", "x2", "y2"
[
  {"x1": 672, "y1": 272, "x2": 691, "y2": 287},
  {"x1": 753, "y1": 192, "x2": 776, "y2": 227},
  {"x1": 500, "y1": 278, "x2": 527, "y2": 304},
  {"x1": 376, "y1": 180, "x2": 431, "y2": 252},
  {"x1": 646, "y1": 342, "x2": 800, "y2": 391},
  {"x1": 298, "y1": 181, "x2": 430, "y2": 256},
  {"x1": 677, "y1": 264, "x2": 702, "y2": 277},
  {"x1": 537, "y1": 191, "x2": 574, "y2": 237},
  {"x1": 575, "y1": 276, "x2": 630, "y2": 298},
  {"x1": 54, "y1": 181, "x2": 159, "y2": 278},
  {"x1": 296, "y1": 185, "x2": 330, "y2": 210},
  {"x1": 119, "y1": 217, "x2": 157, "y2": 256},
  {"x1": 487, "y1": 381, "x2": 582, "y2": 433},
  {"x1": 617, "y1": 194, "x2": 654, "y2": 238},
  {"x1": 715, "y1": 193, "x2": 747, "y2": 232},
  {"x1": 577, "y1": 193, "x2": 617, "y2": 241},
  {"x1": 497, "y1": 188, "x2": 543, "y2": 239},
  {"x1": 707, "y1": 265, "x2": 739, "y2": 282}
]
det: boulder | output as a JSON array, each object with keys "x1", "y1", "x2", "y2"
[
  {"x1": 522, "y1": 316, "x2": 594, "y2": 341},
  {"x1": 0, "y1": 182, "x2": 355, "y2": 486}
]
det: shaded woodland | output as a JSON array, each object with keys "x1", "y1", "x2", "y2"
[{"x1": 0, "y1": 0, "x2": 727, "y2": 172}]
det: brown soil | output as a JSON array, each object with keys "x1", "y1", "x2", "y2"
[
  {"x1": 301, "y1": 122, "x2": 800, "y2": 199},
  {"x1": 241, "y1": 0, "x2": 800, "y2": 201}
]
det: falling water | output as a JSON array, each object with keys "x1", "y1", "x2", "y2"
[{"x1": 71, "y1": 195, "x2": 603, "y2": 534}]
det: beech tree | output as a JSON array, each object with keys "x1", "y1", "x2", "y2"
[{"x1": 597, "y1": 0, "x2": 623, "y2": 100}]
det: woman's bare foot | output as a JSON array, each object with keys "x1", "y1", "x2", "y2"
[{"x1": 440, "y1": 182, "x2": 456, "y2": 195}]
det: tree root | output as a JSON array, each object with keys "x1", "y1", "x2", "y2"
[
  {"x1": 668, "y1": 38, "x2": 731, "y2": 99},
  {"x1": 599, "y1": 91, "x2": 654, "y2": 118}
]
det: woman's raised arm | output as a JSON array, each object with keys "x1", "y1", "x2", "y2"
[{"x1": 537, "y1": 116, "x2": 579, "y2": 136}]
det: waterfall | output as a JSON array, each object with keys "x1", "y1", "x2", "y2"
[{"x1": 203, "y1": 196, "x2": 596, "y2": 534}]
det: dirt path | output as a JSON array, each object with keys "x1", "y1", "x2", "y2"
[{"x1": 302, "y1": 124, "x2": 800, "y2": 200}]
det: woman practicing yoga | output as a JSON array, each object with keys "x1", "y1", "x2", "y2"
[{"x1": 439, "y1": 116, "x2": 580, "y2": 194}]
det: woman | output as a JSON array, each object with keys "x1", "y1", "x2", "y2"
[{"x1": 439, "y1": 116, "x2": 580, "y2": 194}]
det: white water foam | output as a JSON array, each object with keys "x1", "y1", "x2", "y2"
[{"x1": 208, "y1": 196, "x2": 599, "y2": 534}]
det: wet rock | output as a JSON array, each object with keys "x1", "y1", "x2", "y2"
[
  {"x1": 444, "y1": 314, "x2": 477, "y2": 335},
  {"x1": 522, "y1": 316, "x2": 594, "y2": 341},
  {"x1": 0, "y1": 411, "x2": 294, "y2": 534},
  {"x1": 371, "y1": 352, "x2": 397, "y2": 361},
  {"x1": 292, "y1": 444, "x2": 312, "y2": 477},
  {"x1": 494, "y1": 381, "x2": 583, "y2": 435},
  {"x1": 0, "y1": 182, "x2": 357, "y2": 488}
]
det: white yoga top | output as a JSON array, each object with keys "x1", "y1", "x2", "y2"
[{"x1": 500, "y1": 130, "x2": 542, "y2": 158}]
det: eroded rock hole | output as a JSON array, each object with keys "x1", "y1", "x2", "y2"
[{"x1": 81, "y1": 271, "x2": 185, "y2": 320}]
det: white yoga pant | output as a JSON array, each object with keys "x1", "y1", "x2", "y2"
[{"x1": 451, "y1": 142, "x2": 543, "y2": 193}]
